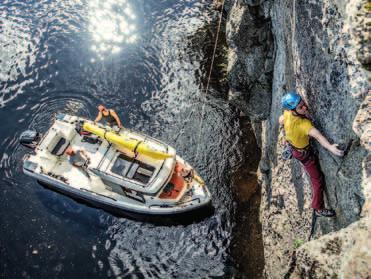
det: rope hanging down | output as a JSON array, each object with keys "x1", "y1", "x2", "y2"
[
  {"x1": 195, "y1": 0, "x2": 225, "y2": 159},
  {"x1": 205, "y1": 0, "x2": 225, "y2": 94}
]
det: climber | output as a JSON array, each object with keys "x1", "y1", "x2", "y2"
[{"x1": 279, "y1": 91, "x2": 344, "y2": 217}]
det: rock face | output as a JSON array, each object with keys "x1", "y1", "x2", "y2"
[
  {"x1": 225, "y1": 0, "x2": 370, "y2": 278},
  {"x1": 291, "y1": 215, "x2": 371, "y2": 279},
  {"x1": 226, "y1": 0, "x2": 274, "y2": 121}
]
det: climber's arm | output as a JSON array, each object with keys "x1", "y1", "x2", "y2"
[{"x1": 308, "y1": 128, "x2": 344, "y2": 157}]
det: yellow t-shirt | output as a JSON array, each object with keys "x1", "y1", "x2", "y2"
[{"x1": 283, "y1": 110, "x2": 313, "y2": 149}]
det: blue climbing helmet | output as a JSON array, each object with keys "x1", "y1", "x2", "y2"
[{"x1": 281, "y1": 91, "x2": 301, "y2": 110}]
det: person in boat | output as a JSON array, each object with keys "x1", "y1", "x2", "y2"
[
  {"x1": 95, "y1": 105, "x2": 122, "y2": 128},
  {"x1": 279, "y1": 91, "x2": 344, "y2": 218},
  {"x1": 65, "y1": 146, "x2": 90, "y2": 168},
  {"x1": 180, "y1": 166, "x2": 194, "y2": 182}
]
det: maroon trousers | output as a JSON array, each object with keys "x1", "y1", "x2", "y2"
[{"x1": 292, "y1": 148, "x2": 324, "y2": 210}]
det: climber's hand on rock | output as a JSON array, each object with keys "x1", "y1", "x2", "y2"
[{"x1": 329, "y1": 144, "x2": 344, "y2": 157}]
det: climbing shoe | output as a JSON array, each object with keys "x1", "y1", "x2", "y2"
[{"x1": 315, "y1": 209, "x2": 336, "y2": 218}]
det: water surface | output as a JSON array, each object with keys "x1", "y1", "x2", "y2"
[{"x1": 0, "y1": 0, "x2": 249, "y2": 277}]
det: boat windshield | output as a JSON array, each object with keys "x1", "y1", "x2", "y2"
[{"x1": 111, "y1": 154, "x2": 155, "y2": 185}]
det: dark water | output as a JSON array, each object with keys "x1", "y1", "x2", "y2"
[{"x1": 0, "y1": 0, "x2": 251, "y2": 278}]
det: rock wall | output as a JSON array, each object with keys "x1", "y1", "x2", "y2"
[
  {"x1": 225, "y1": 0, "x2": 274, "y2": 121},
  {"x1": 225, "y1": 0, "x2": 370, "y2": 278}
]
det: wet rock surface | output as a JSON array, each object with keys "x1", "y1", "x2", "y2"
[{"x1": 225, "y1": 0, "x2": 370, "y2": 278}]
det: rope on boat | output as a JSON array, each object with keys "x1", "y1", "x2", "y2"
[{"x1": 195, "y1": 0, "x2": 225, "y2": 160}]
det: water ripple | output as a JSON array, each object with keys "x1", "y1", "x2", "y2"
[{"x1": 0, "y1": 1, "x2": 245, "y2": 278}]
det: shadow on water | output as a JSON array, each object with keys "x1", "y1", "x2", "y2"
[{"x1": 37, "y1": 181, "x2": 214, "y2": 227}]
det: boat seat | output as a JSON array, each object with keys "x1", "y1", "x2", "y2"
[
  {"x1": 50, "y1": 137, "x2": 70, "y2": 156},
  {"x1": 126, "y1": 162, "x2": 139, "y2": 179},
  {"x1": 39, "y1": 123, "x2": 77, "y2": 154},
  {"x1": 46, "y1": 134, "x2": 70, "y2": 156},
  {"x1": 111, "y1": 153, "x2": 133, "y2": 177}
]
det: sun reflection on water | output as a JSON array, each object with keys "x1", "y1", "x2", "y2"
[{"x1": 88, "y1": 0, "x2": 137, "y2": 59}]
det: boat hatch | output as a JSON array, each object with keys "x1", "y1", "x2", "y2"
[{"x1": 111, "y1": 154, "x2": 155, "y2": 184}]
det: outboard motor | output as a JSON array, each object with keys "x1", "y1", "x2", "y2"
[{"x1": 19, "y1": 130, "x2": 40, "y2": 149}]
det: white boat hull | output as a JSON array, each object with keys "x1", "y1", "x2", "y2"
[
  {"x1": 26, "y1": 169, "x2": 211, "y2": 215},
  {"x1": 21, "y1": 114, "x2": 212, "y2": 216}
]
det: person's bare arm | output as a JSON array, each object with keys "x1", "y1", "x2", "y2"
[
  {"x1": 308, "y1": 127, "x2": 344, "y2": 156},
  {"x1": 279, "y1": 115, "x2": 284, "y2": 126},
  {"x1": 110, "y1": 110, "x2": 122, "y2": 127},
  {"x1": 95, "y1": 111, "x2": 102, "y2": 122},
  {"x1": 79, "y1": 150, "x2": 91, "y2": 164}
]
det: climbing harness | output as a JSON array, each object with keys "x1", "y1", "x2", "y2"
[{"x1": 282, "y1": 143, "x2": 293, "y2": 160}]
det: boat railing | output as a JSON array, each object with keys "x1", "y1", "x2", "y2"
[
  {"x1": 80, "y1": 188, "x2": 117, "y2": 201},
  {"x1": 121, "y1": 127, "x2": 170, "y2": 153},
  {"x1": 97, "y1": 143, "x2": 112, "y2": 170},
  {"x1": 90, "y1": 167, "x2": 150, "y2": 191},
  {"x1": 148, "y1": 198, "x2": 201, "y2": 208},
  {"x1": 176, "y1": 197, "x2": 201, "y2": 206}
]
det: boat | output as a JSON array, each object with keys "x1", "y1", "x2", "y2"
[{"x1": 20, "y1": 114, "x2": 211, "y2": 215}]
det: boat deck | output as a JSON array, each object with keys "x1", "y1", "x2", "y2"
[{"x1": 29, "y1": 116, "x2": 175, "y2": 202}]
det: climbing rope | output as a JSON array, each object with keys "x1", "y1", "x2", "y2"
[
  {"x1": 205, "y1": 1, "x2": 225, "y2": 94},
  {"x1": 195, "y1": 0, "x2": 225, "y2": 159},
  {"x1": 172, "y1": 1, "x2": 225, "y2": 152}
]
